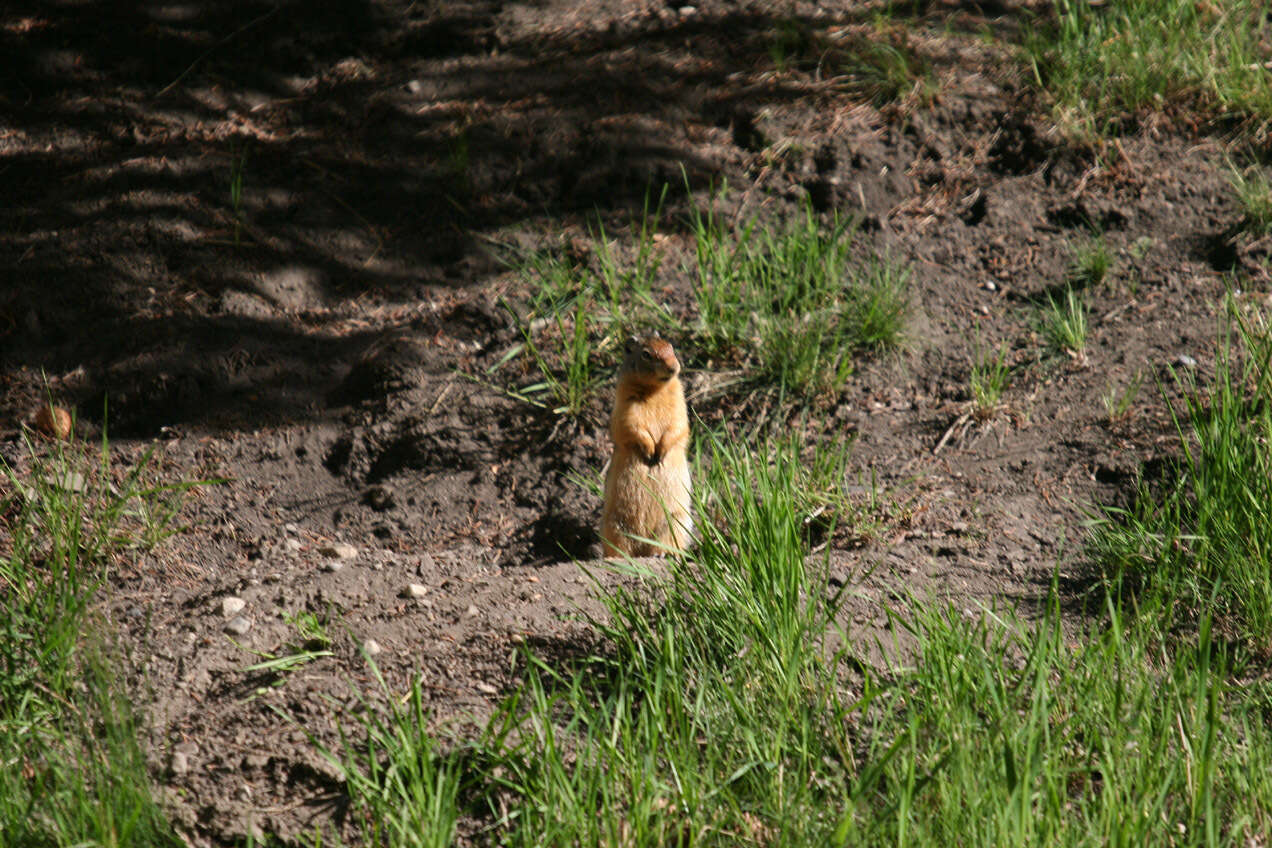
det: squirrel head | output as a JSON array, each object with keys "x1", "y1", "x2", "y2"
[{"x1": 621, "y1": 334, "x2": 680, "y2": 383}]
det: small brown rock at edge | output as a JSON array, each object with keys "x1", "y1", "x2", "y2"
[{"x1": 34, "y1": 404, "x2": 73, "y2": 440}]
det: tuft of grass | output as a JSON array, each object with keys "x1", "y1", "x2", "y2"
[
  {"x1": 849, "y1": 254, "x2": 911, "y2": 350},
  {"x1": 769, "y1": 18, "x2": 813, "y2": 73},
  {"x1": 837, "y1": 595, "x2": 1272, "y2": 846},
  {"x1": 0, "y1": 430, "x2": 197, "y2": 847},
  {"x1": 1091, "y1": 311, "x2": 1272, "y2": 649},
  {"x1": 1227, "y1": 161, "x2": 1272, "y2": 237},
  {"x1": 1026, "y1": 0, "x2": 1272, "y2": 135},
  {"x1": 1068, "y1": 235, "x2": 1114, "y2": 287},
  {"x1": 238, "y1": 608, "x2": 336, "y2": 691},
  {"x1": 969, "y1": 334, "x2": 1012, "y2": 420},
  {"x1": 765, "y1": 17, "x2": 932, "y2": 107},
  {"x1": 483, "y1": 430, "x2": 856, "y2": 846},
  {"x1": 592, "y1": 186, "x2": 675, "y2": 334},
  {"x1": 1102, "y1": 370, "x2": 1144, "y2": 425},
  {"x1": 312, "y1": 662, "x2": 461, "y2": 848},
  {"x1": 498, "y1": 301, "x2": 602, "y2": 418},
  {"x1": 494, "y1": 187, "x2": 676, "y2": 418},
  {"x1": 285, "y1": 608, "x2": 332, "y2": 649},
  {"x1": 523, "y1": 251, "x2": 586, "y2": 317},
  {"x1": 843, "y1": 36, "x2": 934, "y2": 106},
  {"x1": 1040, "y1": 286, "x2": 1089, "y2": 364},
  {"x1": 501, "y1": 188, "x2": 908, "y2": 413},
  {"x1": 690, "y1": 199, "x2": 908, "y2": 398}
]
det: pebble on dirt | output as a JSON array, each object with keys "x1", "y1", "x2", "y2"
[
  {"x1": 221, "y1": 596, "x2": 246, "y2": 617},
  {"x1": 362, "y1": 639, "x2": 383, "y2": 656},
  {"x1": 223, "y1": 616, "x2": 252, "y2": 636},
  {"x1": 401, "y1": 583, "x2": 429, "y2": 599},
  {"x1": 320, "y1": 542, "x2": 359, "y2": 560}
]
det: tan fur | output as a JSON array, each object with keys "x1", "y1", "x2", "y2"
[{"x1": 600, "y1": 335, "x2": 693, "y2": 558}]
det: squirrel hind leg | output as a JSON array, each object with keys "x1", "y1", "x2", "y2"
[{"x1": 600, "y1": 520, "x2": 630, "y2": 559}]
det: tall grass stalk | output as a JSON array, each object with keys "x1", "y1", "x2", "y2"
[
  {"x1": 0, "y1": 431, "x2": 194, "y2": 846},
  {"x1": 837, "y1": 596, "x2": 1269, "y2": 845},
  {"x1": 1092, "y1": 311, "x2": 1272, "y2": 648},
  {"x1": 311, "y1": 661, "x2": 460, "y2": 848}
]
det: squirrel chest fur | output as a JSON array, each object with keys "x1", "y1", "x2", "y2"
[{"x1": 601, "y1": 335, "x2": 693, "y2": 558}]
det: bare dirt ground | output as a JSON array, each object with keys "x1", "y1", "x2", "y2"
[{"x1": 2, "y1": 0, "x2": 1262, "y2": 844}]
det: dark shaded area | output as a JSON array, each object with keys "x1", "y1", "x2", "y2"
[{"x1": 0, "y1": 0, "x2": 1040, "y2": 437}]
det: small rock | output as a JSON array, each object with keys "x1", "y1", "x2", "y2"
[
  {"x1": 401, "y1": 583, "x2": 428, "y2": 599},
  {"x1": 283, "y1": 538, "x2": 302, "y2": 553},
  {"x1": 284, "y1": 523, "x2": 300, "y2": 535},
  {"x1": 678, "y1": 5, "x2": 696, "y2": 14},
  {"x1": 416, "y1": 553, "x2": 436, "y2": 576},
  {"x1": 169, "y1": 751, "x2": 189, "y2": 776},
  {"x1": 242, "y1": 753, "x2": 270, "y2": 770},
  {"x1": 475, "y1": 681, "x2": 499, "y2": 696},
  {"x1": 33, "y1": 404, "x2": 73, "y2": 440},
  {"x1": 984, "y1": 280, "x2": 997, "y2": 291},
  {"x1": 1176, "y1": 354, "x2": 1198, "y2": 369},
  {"x1": 221, "y1": 596, "x2": 246, "y2": 617},
  {"x1": 223, "y1": 615, "x2": 252, "y2": 636},
  {"x1": 363, "y1": 639, "x2": 383, "y2": 656},
  {"x1": 53, "y1": 471, "x2": 88, "y2": 493},
  {"x1": 320, "y1": 542, "x2": 359, "y2": 560},
  {"x1": 406, "y1": 79, "x2": 423, "y2": 94},
  {"x1": 320, "y1": 559, "x2": 344, "y2": 573},
  {"x1": 465, "y1": 604, "x2": 480, "y2": 617}
]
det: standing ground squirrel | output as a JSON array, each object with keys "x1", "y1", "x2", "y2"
[{"x1": 600, "y1": 334, "x2": 693, "y2": 558}]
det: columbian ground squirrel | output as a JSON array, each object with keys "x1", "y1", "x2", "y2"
[{"x1": 600, "y1": 334, "x2": 693, "y2": 558}]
